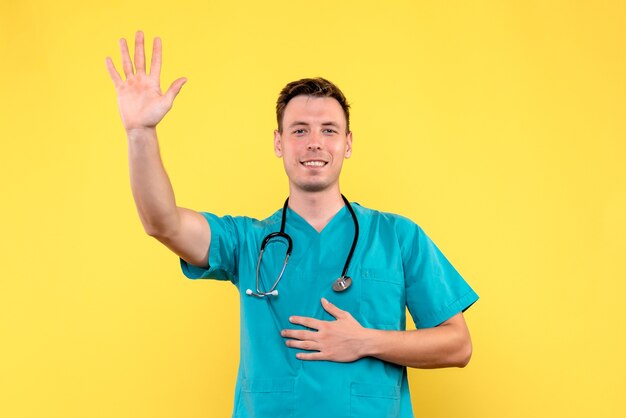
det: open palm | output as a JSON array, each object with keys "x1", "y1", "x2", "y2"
[{"x1": 105, "y1": 31, "x2": 186, "y2": 131}]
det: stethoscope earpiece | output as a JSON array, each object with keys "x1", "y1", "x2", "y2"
[{"x1": 246, "y1": 288, "x2": 278, "y2": 297}]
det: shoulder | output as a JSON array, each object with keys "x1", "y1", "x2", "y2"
[
  {"x1": 198, "y1": 208, "x2": 283, "y2": 233},
  {"x1": 351, "y1": 201, "x2": 422, "y2": 234}
]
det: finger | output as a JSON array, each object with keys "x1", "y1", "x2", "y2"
[
  {"x1": 150, "y1": 36, "x2": 162, "y2": 80},
  {"x1": 321, "y1": 297, "x2": 347, "y2": 319},
  {"x1": 164, "y1": 77, "x2": 187, "y2": 104},
  {"x1": 285, "y1": 339, "x2": 320, "y2": 351},
  {"x1": 281, "y1": 329, "x2": 317, "y2": 341},
  {"x1": 119, "y1": 38, "x2": 134, "y2": 78},
  {"x1": 289, "y1": 315, "x2": 323, "y2": 330},
  {"x1": 296, "y1": 352, "x2": 326, "y2": 361},
  {"x1": 134, "y1": 30, "x2": 146, "y2": 74},
  {"x1": 105, "y1": 56, "x2": 122, "y2": 88}
]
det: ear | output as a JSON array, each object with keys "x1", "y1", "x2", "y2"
[
  {"x1": 345, "y1": 131, "x2": 353, "y2": 158},
  {"x1": 274, "y1": 129, "x2": 282, "y2": 157}
]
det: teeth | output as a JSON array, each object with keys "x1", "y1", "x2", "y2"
[{"x1": 303, "y1": 161, "x2": 326, "y2": 167}]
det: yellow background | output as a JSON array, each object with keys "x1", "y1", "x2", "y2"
[{"x1": 1, "y1": 0, "x2": 625, "y2": 417}]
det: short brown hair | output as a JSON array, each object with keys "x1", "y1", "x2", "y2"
[{"x1": 276, "y1": 77, "x2": 350, "y2": 134}]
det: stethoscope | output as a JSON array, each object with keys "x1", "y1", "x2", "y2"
[{"x1": 245, "y1": 195, "x2": 359, "y2": 298}]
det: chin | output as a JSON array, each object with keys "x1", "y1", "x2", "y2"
[
  {"x1": 294, "y1": 180, "x2": 333, "y2": 193},
  {"x1": 300, "y1": 183, "x2": 329, "y2": 193}
]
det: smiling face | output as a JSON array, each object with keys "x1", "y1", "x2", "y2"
[{"x1": 274, "y1": 95, "x2": 352, "y2": 194}]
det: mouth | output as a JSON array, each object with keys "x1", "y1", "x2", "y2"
[{"x1": 300, "y1": 160, "x2": 328, "y2": 168}]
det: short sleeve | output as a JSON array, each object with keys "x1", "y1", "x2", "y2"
[
  {"x1": 179, "y1": 212, "x2": 241, "y2": 285},
  {"x1": 401, "y1": 221, "x2": 479, "y2": 329}
]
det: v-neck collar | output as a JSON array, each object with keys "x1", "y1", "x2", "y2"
[{"x1": 285, "y1": 205, "x2": 349, "y2": 236}]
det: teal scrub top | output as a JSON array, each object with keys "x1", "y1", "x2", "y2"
[{"x1": 180, "y1": 202, "x2": 479, "y2": 418}]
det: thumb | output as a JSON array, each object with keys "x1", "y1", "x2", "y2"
[
  {"x1": 321, "y1": 298, "x2": 346, "y2": 319},
  {"x1": 165, "y1": 77, "x2": 187, "y2": 103}
]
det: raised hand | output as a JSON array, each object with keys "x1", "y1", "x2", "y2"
[{"x1": 105, "y1": 31, "x2": 187, "y2": 132}]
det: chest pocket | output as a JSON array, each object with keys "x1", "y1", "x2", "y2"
[{"x1": 358, "y1": 268, "x2": 405, "y2": 329}]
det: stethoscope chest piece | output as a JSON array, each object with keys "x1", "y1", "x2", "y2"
[{"x1": 332, "y1": 276, "x2": 352, "y2": 292}]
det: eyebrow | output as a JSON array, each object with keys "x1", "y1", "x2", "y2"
[{"x1": 288, "y1": 121, "x2": 341, "y2": 128}]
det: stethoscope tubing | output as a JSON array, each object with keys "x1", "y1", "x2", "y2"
[{"x1": 246, "y1": 195, "x2": 359, "y2": 297}]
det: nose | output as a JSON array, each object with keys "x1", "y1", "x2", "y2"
[{"x1": 307, "y1": 131, "x2": 323, "y2": 151}]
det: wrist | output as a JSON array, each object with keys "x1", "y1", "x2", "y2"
[
  {"x1": 126, "y1": 126, "x2": 157, "y2": 142},
  {"x1": 358, "y1": 327, "x2": 380, "y2": 358}
]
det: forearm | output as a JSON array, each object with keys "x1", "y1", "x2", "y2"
[
  {"x1": 360, "y1": 319, "x2": 472, "y2": 369},
  {"x1": 127, "y1": 127, "x2": 179, "y2": 236}
]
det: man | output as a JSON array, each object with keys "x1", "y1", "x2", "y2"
[{"x1": 106, "y1": 31, "x2": 479, "y2": 418}]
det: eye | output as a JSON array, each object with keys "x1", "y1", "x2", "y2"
[
  {"x1": 323, "y1": 129, "x2": 337, "y2": 134},
  {"x1": 292, "y1": 129, "x2": 306, "y2": 134}
]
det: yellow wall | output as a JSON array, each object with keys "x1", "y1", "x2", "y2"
[{"x1": 1, "y1": 1, "x2": 625, "y2": 416}]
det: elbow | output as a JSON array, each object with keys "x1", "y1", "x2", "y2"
[
  {"x1": 145, "y1": 225, "x2": 166, "y2": 238},
  {"x1": 143, "y1": 220, "x2": 177, "y2": 239},
  {"x1": 144, "y1": 224, "x2": 160, "y2": 237},
  {"x1": 141, "y1": 211, "x2": 181, "y2": 238},
  {"x1": 455, "y1": 338, "x2": 473, "y2": 368}
]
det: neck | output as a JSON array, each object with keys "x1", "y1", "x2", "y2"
[{"x1": 287, "y1": 186, "x2": 345, "y2": 232}]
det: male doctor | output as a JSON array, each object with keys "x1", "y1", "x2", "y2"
[{"x1": 106, "y1": 31, "x2": 479, "y2": 418}]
